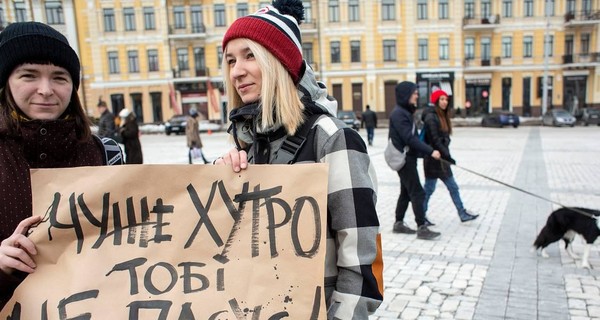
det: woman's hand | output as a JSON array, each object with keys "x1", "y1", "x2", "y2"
[
  {"x1": 213, "y1": 148, "x2": 248, "y2": 173},
  {"x1": 0, "y1": 216, "x2": 42, "y2": 275}
]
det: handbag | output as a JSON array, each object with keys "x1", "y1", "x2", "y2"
[
  {"x1": 384, "y1": 139, "x2": 409, "y2": 171},
  {"x1": 191, "y1": 147, "x2": 202, "y2": 159}
]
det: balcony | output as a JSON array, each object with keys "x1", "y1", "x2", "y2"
[
  {"x1": 565, "y1": 10, "x2": 600, "y2": 26},
  {"x1": 300, "y1": 20, "x2": 317, "y2": 35},
  {"x1": 464, "y1": 57, "x2": 498, "y2": 68},
  {"x1": 562, "y1": 53, "x2": 600, "y2": 66},
  {"x1": 463, "y1": 14, "x2": 500, "y2": 30},
  {"x1": 168, "y1": 23, "x2": 207, "y2": 39}
]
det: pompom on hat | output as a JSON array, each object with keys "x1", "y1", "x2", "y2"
[
  {"x1": 222, "y1": 0, "x2": 305, "y2": 84},
  {"x1": 0, "y1": 21, "x2": 81, "y2": 89},
  {"x1": 430, "y1": 89, "x2": 449, "y2": 105}
]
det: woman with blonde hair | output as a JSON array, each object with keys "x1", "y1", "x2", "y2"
[{"x1": 214, "y1": 0, "x2": 383, "y2": 318}]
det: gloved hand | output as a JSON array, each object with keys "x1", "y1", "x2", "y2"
[{"x1": 448, "y1": 157, "x2": 457, "y2": 165}]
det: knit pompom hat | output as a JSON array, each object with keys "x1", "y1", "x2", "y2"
[
  {"x1": 0, "y1": 21, "x2": 81, "y2": 89},
  {"x1": 430, "y1": 90, "x2": 449, "y2": 105},
  {"x1": 222, "y1": 0, "x2": 305, "y2": 84}
]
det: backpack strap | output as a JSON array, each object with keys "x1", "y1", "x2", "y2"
[
  {"x1": 93, "y1": 134, "x2": 125, "y2": 165},
  {"x1": 272, "y1": 113, "x2": 323, "y2": 164}
]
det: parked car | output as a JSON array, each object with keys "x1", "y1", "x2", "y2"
[
  {"x1": 164, "y1": 115, "x2": 188, "y2": 135},
  {"x1": 581, "y1": 108, "x2": 600, "y2": 126},
  {"x1": 542, "y1": 109, "x2": 576, "y2": 127},
  {"x1": 337, "y1": 110, "x2": 360, "y2": 131},
  {"x1": 481, "y1": 111, "x2": 520, "y2": 128}
]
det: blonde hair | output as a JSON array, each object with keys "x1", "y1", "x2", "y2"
[{"x1": 222, "y1": 39, "x2": 304, "y2": 135}]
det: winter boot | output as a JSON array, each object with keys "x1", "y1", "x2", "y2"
[
  {"x1": 417, "y1": 225, "x2": 441, "y2": 240},
  {"x1": 459, "y1": 210, "x2": 479, "y2": 222}
]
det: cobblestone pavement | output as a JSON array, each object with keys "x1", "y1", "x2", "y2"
[{"x1": 141, "y1": 125, "x2": 600, "y2": 320}]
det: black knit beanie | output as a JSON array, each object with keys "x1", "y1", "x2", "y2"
[{"x1": 0, "y1": 21, "x2": 80, "y2": 89}]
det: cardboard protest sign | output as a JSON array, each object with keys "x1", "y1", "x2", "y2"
[{"x1": 0, "y1": 164, "x2": 328, "y2": 319}]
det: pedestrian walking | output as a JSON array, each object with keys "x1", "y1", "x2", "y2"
[
  {"x1": 389, "y1": 81, "x2": 442, "y2": 240},
  {"x1": 186, "y1": 109, "x2": 209, "y2": 164},
  {"x1": 214, "y1": 1, "x2": 383, "y2": 317},
  {"x1": 97, "y1": 100, "x2": 116, "y2": 139},
  {"x1": 361, "y1": 104, "x2": 377, "y2": 146},
  {"x1": 421, "y1": 90, "x2": 478, "y2": 224},
  {"x1": 118, "y1": 108, "x2": 143, "y2": 164},
  {"x1": 0, "y1": 21, "x2": 122, "y2": 309}
]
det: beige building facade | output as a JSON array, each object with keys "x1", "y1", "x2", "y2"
[{"x1": 1, "y1": 0, "x2": 598, "y2": 122}]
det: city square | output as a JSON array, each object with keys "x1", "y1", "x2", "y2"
[{"x1": 141, "y1": 125, "x2": 600, "y2": 319}]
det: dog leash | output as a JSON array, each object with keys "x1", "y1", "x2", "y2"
[{"x1": 439, "y1": 159, "x2": 597, "y2": 219}]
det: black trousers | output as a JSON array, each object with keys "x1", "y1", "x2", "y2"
[{"x1": 395, "y1": 156, "x2": 426, "y2": 227}]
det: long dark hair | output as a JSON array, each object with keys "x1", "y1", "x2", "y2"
[
  {"x1": 0, "y1": 85, "x2": 92, "y2": 141},
  {"x1": 435, "y1": 99, "x2": 453, "y2": 135}
]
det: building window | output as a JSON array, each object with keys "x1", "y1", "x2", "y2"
[
  {"x1": 150, "y1": 92, "x2": 163, "y2": 122},
  {"x1": 523, "y1": 36, "x2": 533, "y2": 58},
  {"x1": 194, "y1": 47, "x2": 206, "y2": 72},
  {"x1": 14, "y1": 1, "x2": 27, "y2": 22},
  {"x1": 330, "y1": 41, "x2": 340, "y2": 63},
  {"x1": 303, "y1": 42, "x2": 314, "y2": 65},
  {"x1": 583, "y1": 0, "x2": 592, "y2": 14},
  {"x1": 303, "y1": 1, "x2": 313, "y2": 22},
  {"x1": 481, "y1": 0, "x2": 491, "y2": 18},
  {"x1": 328, "y1": 0, "x2": 340, "y2": 22},
  {"x1": 545, "y1": 0, "x2": 554, "y2": 16},
  {"x1": 464, "y1": 0, "x2": 474, "y2": 19},
  {"x1": 191, "y1": 5, "x2": 203, "y2": 32},
  {"x1": 382, "y1": 0, "x2": 396, "y2": 21},
  {"x1": 144, "y1": 7, "x2": 155, "y2": 30},
  {"x1": 177, "y1": 48, "x2": 189, "y2": 71},
  {"x1": 417, "y1": 0, "x2": 427, "y2": 20},
  {"x1": 524, "y1": 0, "x2": 533, "y2": 17},
  {"x1": 502, "y1": 36, "x2": 512, "y2": 58},
  {"x1": 45, "y1": 0, "x2": 64, "y2": 25},
  {"x1": 502, "y1": 0, "x2": 512, "y2": 18},
  {"x1": 217, "y1": 46, "x2": 223, "y2": 68},
  {"x1": 565, "y1": 35, "x2": 574, "y2": 55},
  {"x1": 351, "y1": 40, "x2": 361, "y2": 62},
  {"x1": 147, "y1": 49, "x2": 159, "y2": 72},
  {"x1": 418, "y1": 39, "x2": 428, "y2": 61},
  {"x1": 383, "y1": 40, "x2": 396, "y2": 61},
  {"x1": 128, "y1": 50, "x2": 139, "y2": 73},
  {"x1": 104, "y1": 8, "x2": 116, "y2": 32},
  {"x1": 481, "y1": 37, "x2": 491, "y2": 60},
  {"x1": 174, "y1": 6, "x2": 185, "y2": 29},
  {"x1": 439, "y1": 0, "x2": 449, "y2": 19},
  {"x1": 439, "y1": 38, "x2": 449, "y2": 60},
  {"x1": 566, "y1": 0, "x2": 576, "y2": 14},
  {"x1": 581, "y1": 34, "x2": 590, "y2": 54},
  {"x1": 0, "y1": 7, "x2": 5, "y2": 29},
  {"x1": 124, "y1": 7, "x2": 136, "y2": 31},
  {"x1": 348, "y1": 0, "x2": 359, "y2": 22},
  {"x1": 237, "y1": 3, "x2": 248, "y2": 18},
  {"x1": 465, "y1": 38, "x2": 474, "y2": 59},
  {"x1": 214, "y1": 4, "x2": 226, "y2": 27},
  {"x1": 108, "y1": 51, "x2": 119, "y2": 74},
  {"x1": 544, "y1": 35, "x2": 553, "y2": 57}
]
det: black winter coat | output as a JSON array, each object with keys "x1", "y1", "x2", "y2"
[
  {"x1": 422, "y1": 107, "x2": 453, "y2": 179},
  {"x1": 119, "y1": 120, "x2": 143, "y2": 164}
]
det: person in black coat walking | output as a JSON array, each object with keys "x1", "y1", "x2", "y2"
[
  {"x1": 421, "y1": 90, "x2": 478, "y2": 224},
  {"x1": 389, "y1": 81, "x2": 442, "y2": 240},
  {"x1": 118, "y1": 109, "x2": 143, "y2": 164},
  {"x1": 361, "y1": 105, "x2": 377, "y2": 146}
]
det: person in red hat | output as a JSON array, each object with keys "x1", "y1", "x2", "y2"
[
  {"x1": 214, "y1": 0, "x2": 383, "y2": 317},
  {"x1": 421, "y1": 90, "x2": 479, "y2": 225}
]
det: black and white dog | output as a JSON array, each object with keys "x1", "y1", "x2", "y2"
[{"x1": 533, "y1": 207, "x2": 600, "y2": 268}]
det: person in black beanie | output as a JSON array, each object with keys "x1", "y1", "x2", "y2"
[
  {"x1": 388, "y1": 81, "x2": 442, "y2": 240},
  {"x1": 0, "y1": 21, "x2": 121, "y2": 309}
]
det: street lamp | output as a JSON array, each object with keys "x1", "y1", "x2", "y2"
[{"x1": 541, "y1": 0, "x2": 551, "y2": 115}]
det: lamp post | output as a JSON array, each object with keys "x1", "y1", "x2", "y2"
[{"x1": 541, "y1": 1, "x2": 551, "y2": 115}]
